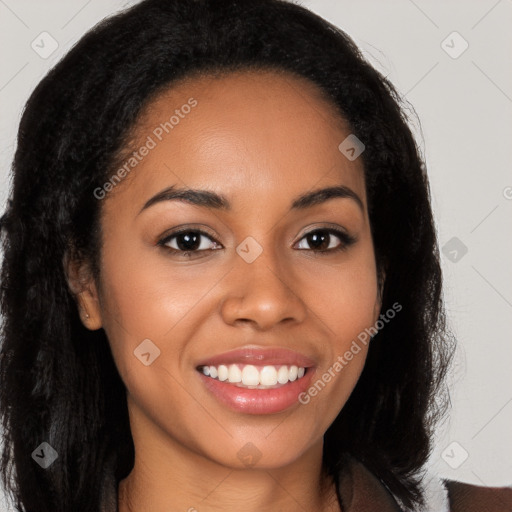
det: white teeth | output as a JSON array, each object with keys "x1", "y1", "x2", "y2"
[
  {"x1": 217, "y1": 364, "x2": 228, "y2": 381},
  {"x1": 277, "y1": 365, "x2": 290, "y2": 384},
  {"x1": 241, "y1": 365, "x2": 259, "y2": 386},
  {"x1": 260, "y1": 366, "x2": 278, "y2": 386},
  {"x1": 200, "y1": 363, "x2": 307, "y2": 387},
  {"x1": 228, "y1": 364, "x2": 242, "y2": 383}
]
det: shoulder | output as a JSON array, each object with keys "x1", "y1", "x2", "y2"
[
  {"x1": 444, "y1": 479, "x2": 512, "y2": 512},
  {"x1": 339, "y1": 457, "x2": 512, "y2": 512}
]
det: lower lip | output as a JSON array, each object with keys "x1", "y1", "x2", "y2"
[{"x1": 198, "y1": 369, "x2": 316, "y2": 415}]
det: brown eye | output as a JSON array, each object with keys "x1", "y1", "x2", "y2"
[
  {"x1": 158, "y1": 229, "x2": 221, "y2": 258},
  {"x1": 295, "y1": 228, "x2": 356, "y2": 253}
]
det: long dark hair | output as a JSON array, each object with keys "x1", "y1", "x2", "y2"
[{"x1": 0, "y1": 0, "x2": 454, "y2": 510}]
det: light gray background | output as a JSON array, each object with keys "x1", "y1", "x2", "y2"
[{"x1": 1, "y1": 0, "x2": 511, "y2": 508}]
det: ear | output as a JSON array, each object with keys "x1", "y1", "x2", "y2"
[{"x1": 63, "y1": 251, "x2": 103, "y2": 330}]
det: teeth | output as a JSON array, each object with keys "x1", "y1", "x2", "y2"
[
  {"x1": 242, "y1": 365, "x2": 259, "y2": 386},
  {"x1": 260, "y1": 365, "x2": 277, "y2": 386},
  {"x1": 201, "y1": 364, "x2": 307, "y2": 387},
  {"x1": 277, "y1": 366, "x2": 289, "y2": 384},
  {"x1": 218, "y1": 364, "x2": 228, "y2": 381},
  {"x1": 228, "y1": 364, "x2": 242, "y2": 383}
]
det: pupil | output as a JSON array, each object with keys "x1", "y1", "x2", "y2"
[
  {"x1": 178, "y1": 232, "x2": 200, "y2": 251},
  {"x1": 309, "y1": 231, "x2": 327, "y2": 249}
]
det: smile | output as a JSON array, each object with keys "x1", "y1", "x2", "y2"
[
  {"x1": 195, "y1": 346, "x2": 317, "y2": 414},
  {"x1": 199, "y1": 363, "x2": 307, "y2": 389}
]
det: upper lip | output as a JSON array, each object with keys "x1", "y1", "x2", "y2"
[{"x1": 196, "y1": 346, "x2": 317, "y2": 369}]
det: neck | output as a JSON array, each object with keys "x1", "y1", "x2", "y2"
[{"x1": 117, "y1": 401, "x2": 341, "y2": 512}]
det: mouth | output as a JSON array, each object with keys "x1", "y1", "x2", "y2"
[
  {"x1": 195, "y1": 347, "x2": 316, "y2": 414},
  {"x1": 197, "y1": 363, "x2": 307, "y2": 389}
]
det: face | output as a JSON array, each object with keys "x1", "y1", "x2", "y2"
[{"x1": 73, "y1": 70, "x2": 382, "y2": 470}]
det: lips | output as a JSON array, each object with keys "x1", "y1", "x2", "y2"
[
  {"x1": 196, "y1": 346, "x2": 317, "y2": 414},
  {"x1": 195, "y1": 346, "x2": 316, "y2": 369}
]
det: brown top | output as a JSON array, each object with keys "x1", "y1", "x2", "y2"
[
  {"x1": 99, "y1": 457, "x2": 512, "y2": 511},
  {"x1": 444, "y1": 479, "x2": 512, "y2": 512}
]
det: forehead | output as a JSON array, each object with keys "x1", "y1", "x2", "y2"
[{"x1": 102, "y1": 69, "x2": 366, "y2": 217}]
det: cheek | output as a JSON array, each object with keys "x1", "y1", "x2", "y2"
[
  {"x1": 97, "y1": 230, "x2": 221, "y2": 354},
  {"x1": 296, "y1": 242, "x2": 379, "y2": 416},
  {"x1": 300, "y1": 239, "x2": 380, "y2": 341}
]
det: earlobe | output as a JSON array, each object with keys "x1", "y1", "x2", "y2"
[
  {"x1": 76, "y1": 288, "x2": 103, "y2": 330},
  {"x1": 72, "y1": 282, "x2": 103, "y2": 331},
  {"x1": 62, "y1": 251, "x2": 103, "y2": 330}
]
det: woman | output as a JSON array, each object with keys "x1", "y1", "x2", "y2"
[{"x1": 0, "y1": 0, "x2": 510, "y2": 511}]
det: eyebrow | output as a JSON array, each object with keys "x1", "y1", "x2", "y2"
[{"x1": 139, "y1": 184, "x2": 364, "y2": 214}]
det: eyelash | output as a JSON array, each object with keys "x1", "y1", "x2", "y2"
[{"x1": 157, "y1": 226, "x2": 357, "y2": 259}]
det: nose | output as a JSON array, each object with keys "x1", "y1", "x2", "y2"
[{"x1": 219, "y1": 246, "x2": 307, "y2": 331}]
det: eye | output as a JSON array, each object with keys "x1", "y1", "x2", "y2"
[
  {"x1": 157, "y1": 228, "x2": 221, "y2": 258},
  {"x1": 295, "y1": 227, "x2": 356, "y2": 254},
  {"x1": 157, "y1": 226, "x2": 356, "y2": 259}
]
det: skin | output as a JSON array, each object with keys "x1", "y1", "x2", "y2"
[{"x1": 67, "y1": 69, "x2": 383, "y2": 512}]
